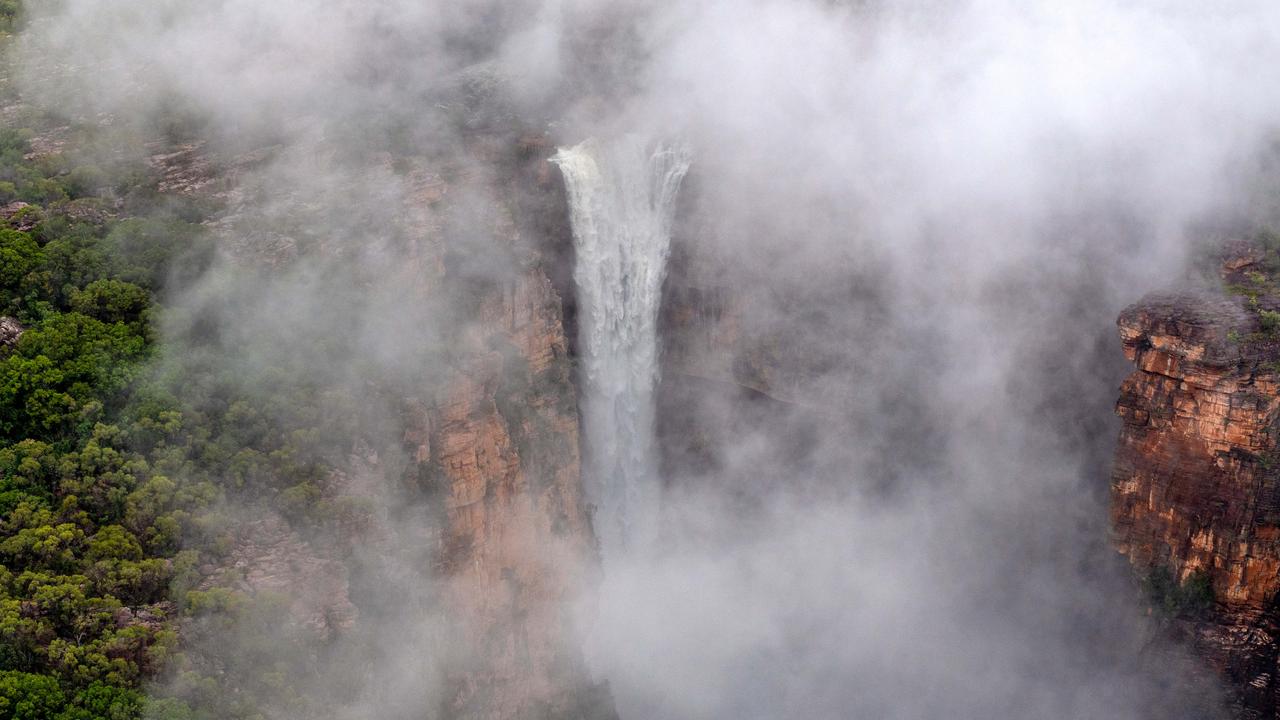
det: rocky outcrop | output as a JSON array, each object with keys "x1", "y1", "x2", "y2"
[
  {"x1": 1112, "y1": 277, "x2": 1280, "y2": 716},
  {"x1": 0, "y1": 316, "x2": 22, "y2": 348},
  {"x1": 198, "y1": 513, "x2": 359, "y2": 641}
]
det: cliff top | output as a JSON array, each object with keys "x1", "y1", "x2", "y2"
[{"x1": 1121, "y1": 234, "x2": 1280, "y2": 371}]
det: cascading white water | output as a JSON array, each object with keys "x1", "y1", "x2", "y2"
[{"x1": 552, "y1": 136, "x2": 691, "y2": 559}]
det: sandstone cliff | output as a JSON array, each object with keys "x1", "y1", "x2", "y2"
[
  {"x1": 1113, "y1": 244, "x2": 1280, "y2": 717},
  {"x1": 419, "y1": 136, "x2": 606, "y2": 719},
  {"x1": 422, "y1": 266, "x2": 602, "y2": 719},
  {"x1": 139, "y1": 124, "x2": 609, "y2": 718}
]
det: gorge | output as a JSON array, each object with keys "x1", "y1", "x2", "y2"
[{"x1": 0, "y1": 2, "x2": 1280, "y2": 720}]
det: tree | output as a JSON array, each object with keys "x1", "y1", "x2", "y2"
[
  {"x1": 0, "y1": 670, "x2": 65, "y2": 720},
  {"x1": 0, "y1": 228, "x2": 41, "y2": 300},
  {"x1": 70, "y1": 281, "x2": 150, "y2": 325}
]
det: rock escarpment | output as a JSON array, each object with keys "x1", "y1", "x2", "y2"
[
  {"x1": 421, "y1": 267, "x2": 603, "y2": 719},
  {"x1": 1113, "y1": 245, "x2": 1280, "y2": 717},
  {"x1": 143, "y1": 127, "x2": 608, "y2": 718},
  {"x1": 336, "y1": 143, "x2": 605, "y2": 718}
]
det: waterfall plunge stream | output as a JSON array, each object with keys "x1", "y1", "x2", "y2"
[{"x1": 553, "y1": 137, "x2": 691, "y2": 560}]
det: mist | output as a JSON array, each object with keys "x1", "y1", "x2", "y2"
[{"x1": 11, "y1": 0, "x2": 1280, "y2": 718}]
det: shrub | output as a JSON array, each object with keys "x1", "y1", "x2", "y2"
[
  {"x1": 1144, "y1": 565, "x2": 1216, "y2": 619},
  {"x1": 70, "y1": 280, "x2": 150, "y2": 325},
  {"x1": 65, "y1": 166, "x2": 106, "y2": 199},
  {"x1": 0, "y1": 1, "x2": 20, "y2": 34},
  {"x1": 0, "y1": 228, "x2": 40, "y2": 292},
  {"x1": 0, "y1": 671, "x2": 65, "y2": 720},
  {"x1": 1261, "y1": 309, "x2": 1280, "y2": 335},
  {"x1": 0, "y1": 128, "x2": 31, "y2": 165},
  {"x1": 103, "y1": 218, "x2": 213, "y2": 292}
]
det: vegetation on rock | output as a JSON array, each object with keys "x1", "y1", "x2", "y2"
[
  {"x1": 1142, "y1": 566, "x2": 1216, "y2": 620},
  {"x1": 0, "y1": 33, "x2": 372, "y2": 719}
]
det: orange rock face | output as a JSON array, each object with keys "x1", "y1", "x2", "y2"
[
  {"x1": 397, "y1": 137, "x2": 607, "y2": 718},
  {"x1": 1112, "y1": 291, "x2": 1280, "y2": 714},
  {"x1": 422, "y1": 267, "x2": 601, "y2": 719}
]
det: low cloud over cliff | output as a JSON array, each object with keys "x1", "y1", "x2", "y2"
[{"x1": 13, "y1": 1, "x2": 1280, "y2": 718}]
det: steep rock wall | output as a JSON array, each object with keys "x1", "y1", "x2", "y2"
[
  {"x1": 1112, "y1": 279, "x2": 1280, "y2": 716},
  {"x1": 148, "y1": 127, "x2": 608, "y2": 718},
  {"x1": 361, "y1": 137, "x2": 607, "y2": 719},
  {"x1": 422, "y1": 267, "x2": 601, "y2": 719}
]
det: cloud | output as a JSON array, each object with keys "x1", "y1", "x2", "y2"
[{"x1": 13, "y1": 0, "x2": 1280, "y2": 718}]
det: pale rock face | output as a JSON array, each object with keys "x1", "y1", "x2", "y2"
[
  {"x1": 0, "y1": 316, "x2": 22, "y2": 348},
  {"x1": 0, "y1": 201, "x2": 35, "y2": 230},
  {"x1": 200, "y1": 513, "x2": 359, "y2": 640}
]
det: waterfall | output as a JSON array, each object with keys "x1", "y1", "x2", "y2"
[{"x1": 552, "y1": 136, "x2": 691, "y2": 559}]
